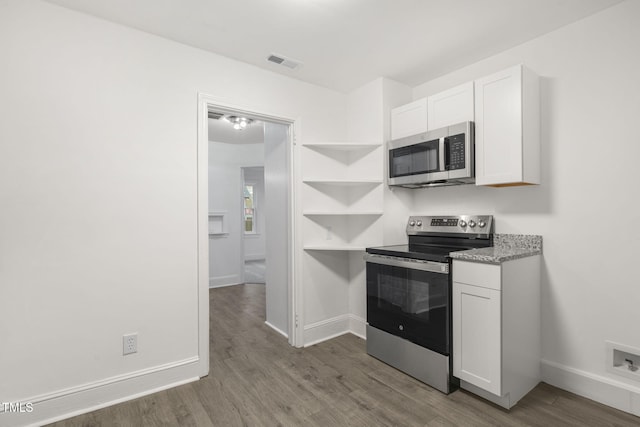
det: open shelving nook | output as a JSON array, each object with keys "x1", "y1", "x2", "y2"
[
  {"x1": 299, "y1": 140, "x2": 384, "y2": 343},
  {"x1": 300, "y1": 142, "x2": 384, "y2": 253}
]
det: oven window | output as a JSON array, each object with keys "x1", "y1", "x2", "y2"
[{"x1": 367, "y1": 262, "x2": 450, "y2": 355}]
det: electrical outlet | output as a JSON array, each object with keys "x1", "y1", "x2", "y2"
[
  {"x1": 606, "y1": 341, "x2": 640, "y2": 381},
  {"x1": 123, "y1": 333, "x2": 137, "y2": 355}
]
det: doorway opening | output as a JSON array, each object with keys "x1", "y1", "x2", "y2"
[{"x1": 197, "y1": 94, "x2": 300, "y2": 357}]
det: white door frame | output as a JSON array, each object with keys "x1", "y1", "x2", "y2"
[
  {"x1": 197, "y1": 93, "x2": 302, "y2": 366},
  {"x1": 240, "y1": 166, "x2": 265, "y2": 284}
]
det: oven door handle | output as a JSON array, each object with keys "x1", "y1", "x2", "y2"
[{"x1": 364, "y1": 253, "x2": 449, "y2": 274}]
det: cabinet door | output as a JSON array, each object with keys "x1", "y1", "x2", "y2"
[
  {"x1": 427, "y1": 82, "x2": 474, "y2": 130},
  {"x1": 391, "y1": 98, "x2": 428, "y2": 140},
  {"x1": 453, "y1": 282, "x2": 502, "y2": 395},
  {"x1": 474, "y1": 65, "x2": 523, "y2": 186}
]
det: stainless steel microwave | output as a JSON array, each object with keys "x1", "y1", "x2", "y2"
[{"x1": 388, "y1": 121, "x2": 474, "y2": 188}]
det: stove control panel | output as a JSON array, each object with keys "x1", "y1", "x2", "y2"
[
  {"x1": 407, "y1": 215, "x2": 493, "y2": 236},
  {"x1": 430, "y1": 218, "x2": 458, "y2": 226}
]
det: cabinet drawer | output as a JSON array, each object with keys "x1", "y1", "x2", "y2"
[{"x1": 453, "y1": 260, "x2": 501, "y2": 290}]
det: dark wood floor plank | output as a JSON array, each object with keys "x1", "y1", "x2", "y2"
[{"x1": 48, "y1": 284, "x2": 640, "y2": 427}]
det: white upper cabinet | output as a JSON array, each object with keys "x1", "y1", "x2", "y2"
[
  {"x1": 474, "y1": 65, "x2": 540, "y2": 186},
  {"x1": 427, "y1": 81, "x2": 474, "y2": 130},
  {"x1": 390, "y1": 98, "x2": 428, "y2": 140}
]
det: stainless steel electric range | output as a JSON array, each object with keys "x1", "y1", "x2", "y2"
[{"x1": 365, "y1": 215, "x2": 494, "y2": 393}]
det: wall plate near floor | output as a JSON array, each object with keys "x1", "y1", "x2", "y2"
[
  {"x1": 123, "y1": 333, "x2": 138, "y2": 355},
  {"x1": 606, "y1": 341, "x2": 640, "y2": 381}
]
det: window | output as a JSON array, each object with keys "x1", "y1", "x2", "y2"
[{"x1": 243, "y1": 184, "x2": 256, "y2": 234}]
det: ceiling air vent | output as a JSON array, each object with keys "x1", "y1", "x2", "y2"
[
  {"x1": 208, "y1": 111, "x2": 224, "y2": 120},
  {"x1": 267, "y1": 53, "x2": 302, "y2": 70}
]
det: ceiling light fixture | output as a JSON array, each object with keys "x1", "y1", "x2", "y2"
[{"x1": 223, "y1": 115, "x2": 253, "y2": 130}]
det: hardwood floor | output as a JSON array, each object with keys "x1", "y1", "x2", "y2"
[{"x1": 50, "y1": 284, "x2": 639, "y2": 426}]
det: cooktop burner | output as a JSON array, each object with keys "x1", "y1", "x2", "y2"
[{"x1": 366, "y1": 215, "x2": 494, "y2": 262}]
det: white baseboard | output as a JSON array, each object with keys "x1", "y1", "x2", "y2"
[
  {"x1": 209, "y1": 282, "x2": 244, "y2": 289},
  {"x1": 303, "y1": 314, "x2": 367, "y2": 347},
  {"x1": 542, "y1": 359, "x2": 640, "y2": 416},
  {"x1": 209, "y1": 274, "x2": 242, "y2": 288},
  {"x1": 304, "y1": 314, "x2": 350, "y2": 347},
  {"x1": 264, "y1": 321, "x2": 288, "y2": 339},
  {"x1": 348, "y1": 315, "x2": 366, "y2": 340},
  {"x1": 0, "y1": 357, "x2": 202, "y2": 427}
]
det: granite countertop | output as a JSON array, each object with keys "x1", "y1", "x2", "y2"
[{"x1": 450, "y1": 234, "x2": 542, "y2": 265}]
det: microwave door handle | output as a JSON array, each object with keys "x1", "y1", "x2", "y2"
[{"x1": 438, "y1": 137, "x2": 446, "y2": 171}]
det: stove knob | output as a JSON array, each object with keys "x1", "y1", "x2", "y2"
[
  {"x1": 416, "y1": 220, "x2": 422, "y2": 227},
  {"x1": 409, "y1": 220, "x2": 416, "y2": 227},
  {"x1": 468, "y1": 220, "x2": 476, "y2": 228},
  {"x1": 479, "y1": 221, "x2": 486, "y2": 228},
  {"x1": 459, "y1": 220, "x2": 467, "y2": 227}
]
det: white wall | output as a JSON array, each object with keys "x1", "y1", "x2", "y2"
[
  {"x1": 0, "y1": 1, "x2": 345, "y2": 425},
  {"x1": 410, "y1": 0, "x2": 640, "y2": 414},
  {"x1": 381, "y1": 79, "x2": 414, "y2": 247},
  {"x1": 345, "y1": 78, "x2": 413, "y2": 338},
  {"x1": 208, "y1": 142, "x2": 264, "y2": 287}
]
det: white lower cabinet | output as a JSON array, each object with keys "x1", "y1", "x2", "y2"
[
  {"x1": 452, "y1": 257, "x2": 541, "y2": 409},
  {"x1": 453, "y1": 282, "x2": 502, "y2": 395}
]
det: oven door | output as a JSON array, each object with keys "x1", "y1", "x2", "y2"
[{"x1": 365, "y1": 254, "x2": 451, "y2": 355}]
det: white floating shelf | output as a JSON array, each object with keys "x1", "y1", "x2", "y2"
[
  {"x1": 302, "y1": 179, "x2": 383, "y2": 186},
  {"x1": 303, "y1": 245, "x2": 369, "y2": 251},
  {"x1": 302, "y1": 142, "x2": 382, "y2": 151},
  {"x1": 303, "y1": 211, "x2": 383, "y2": 216}
]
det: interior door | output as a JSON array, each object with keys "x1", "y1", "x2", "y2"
[{"x1": 264, "y1": 122, "x2": 290, "y2": 338}]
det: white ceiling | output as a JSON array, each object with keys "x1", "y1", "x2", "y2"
[
  {"x1": 208, "y1": 117, "x2": 264, "y2": 144},
  {"x1": 45, "y1": 0, "x2": 621, "y2": 93}
]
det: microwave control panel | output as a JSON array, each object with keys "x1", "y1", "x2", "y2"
[{"x1": 447, "y1": 134, "x2": 466, "y2": 170}]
